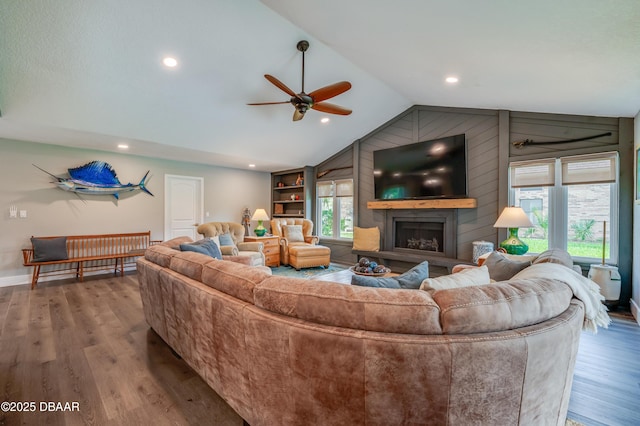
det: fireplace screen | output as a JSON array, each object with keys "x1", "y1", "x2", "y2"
[{"x1": 395, "y1": 221, "x2": 444, "y2": 253}]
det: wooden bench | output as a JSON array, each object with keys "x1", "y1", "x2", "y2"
[{"x1": 23, "y1": 231, "x2": 156, "y2": 289}]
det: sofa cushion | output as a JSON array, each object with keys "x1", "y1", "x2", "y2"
[
  {"x1": 158, "y1": 236, "x2": 194, "y2": 249},
  {"x1": 484, "y1": 251, "x2": 531, "y2": 281},
  {"x1": 352, "y1": 226, "x2": 380, "y2": 252},
  {"x1": 169, "y1": 251, "x2": 217, "y2": 282},
  {"x1": 420, "y1": 266, "x2": 490, "y2": 291},
  {"x1": 144, "y1": 244, "x2": 179, "y2": 268},
  {"x1": 255, "y1": 277, "x2": 443, "y2": 334},
  {"x1": 532, "y1": 248, "x2": 573, "y2": 268},
  {"x1": 31, "y1": 237, "x2": 68, "y2": 262},
  {"x1": 350, "y1": 261, "x2": 429, "y2": 290},
  {"x1": 432, "y1": 277, "x2": 573, "y2": 334},
  {"x1": 283, "y1": 225, "x2": 304, "y2": 242},
  {"x1": 201, "y1": 260, "x2": 272, "y2": 303}
]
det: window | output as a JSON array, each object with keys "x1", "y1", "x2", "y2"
[
  {"x1": 509, "y1": 152, "x2": 618, "y2": 262},
  {"x1": 317, "y1": 179, "x2": 354, "y2": 239}
]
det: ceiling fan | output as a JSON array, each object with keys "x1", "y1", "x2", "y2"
[{"x1": 248, "y1": 40, "x2": 352, "y2": 121}]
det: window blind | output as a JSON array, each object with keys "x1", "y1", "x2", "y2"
[
  {"x1": 335, "y1": 179, "x2": 353, "y2": 197},
  {"x1": 561, "y1": 152, "x2": 618, "y2": 185},
  {"x1": 510, "y1": 159, "x2": 556, "y2": 188},
  {"x1": 317, "y1": 181, "x2": 333, "y2": 197},
  {"x1": 317, "y1": 180, "x2": 353, "y2": 197}
]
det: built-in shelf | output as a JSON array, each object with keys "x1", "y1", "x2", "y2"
[
  {"x1": 271, "y1": 167, "x2": 312, "y2": 219},
  {"x1": 367, "y1": 198, "x2": 477, "y2": 210}
]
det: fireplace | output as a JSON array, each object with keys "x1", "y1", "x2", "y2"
[{"x1": 384, "y1": 210, "x2": 457, "y2": 258}]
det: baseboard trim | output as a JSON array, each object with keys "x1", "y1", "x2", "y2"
[
  {"x1": 630, "y1": 298, "x2": 640, "y2": 325},
  {"x1": 0, "y1": 266, "x2": 137, "y2": 289}
]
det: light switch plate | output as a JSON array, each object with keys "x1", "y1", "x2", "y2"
[{"x1": 19, "y1": 210, "x2": 27, "y2": 218}]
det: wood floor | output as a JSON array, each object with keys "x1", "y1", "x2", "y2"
[{"x1": 0, "y1": 273, "x2": 638, "y2": 426}]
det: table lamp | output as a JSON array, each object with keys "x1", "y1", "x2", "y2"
[
  {"x1": 251, "y1": 208, "x2": 270, "y2": 236},
  {"x1": 493, "y1": 206, "x2": 534, "y2": 255}
]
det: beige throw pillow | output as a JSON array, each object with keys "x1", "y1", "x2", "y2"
[
  {"x1": 283, "y1": 225, "x2": 305, "y2": 242},
  {"x1": 352, "y1": 226, "x2": 380, "y2": 252},
  {"x1": 420, "y1": 266, "x2": 491, "y2": 291}
]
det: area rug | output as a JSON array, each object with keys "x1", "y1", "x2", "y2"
[
  {"x1": 270, "y1": 263, "x2": 346, "y2": 279},
  {"x1": 566, "y1": 419, "x2": 584, "y2": 426}
]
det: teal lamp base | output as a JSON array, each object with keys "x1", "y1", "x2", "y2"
[
  {"x1": 499, "y1": 228, "x2": 529, "y2": 255},
  {"x1": 254, "y1": 220, "x2": 266, "y2": 237}
]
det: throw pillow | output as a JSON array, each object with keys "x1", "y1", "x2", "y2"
[
  {"x1": 532, "y1": 248, "x2": 573, "y2": 269},
  {"x1": 351, "y1": 274, "x2": 401, "y2": 289},
  {"x1": 420, "y1": 266, "x2": 490, "y2": 291},
  {"x1": 180, "y1": 239, "x2": 222, "y2": 259},
  {"x1": 350, "y1": 261, "x2": 429, "y2": 290},
  {"x1": 31, "y1": 237, "x2": 69, "y2": 262},
  {"x1": 283, "y1": 225, "x2": 305, "y2": 242},
  {"x1": 484, "y1": 251, "x2": 531, "y2": 281},
  {"x1": 352, "y1": 226, "x2": 380, "y2": 252},
  {"x1": 219, "y1": 233, "x2": 236, "y2": 247}
]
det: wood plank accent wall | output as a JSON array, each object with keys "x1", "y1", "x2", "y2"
[
  {"x1": 314, "y1": 106, "x2": 632, "y2": 303},
  {"x1": 509, "y1": 112, "x2": 619, "y2": 159},
  {"x1": 358, "y1": 106, "x2": 500, "y2": 262}
]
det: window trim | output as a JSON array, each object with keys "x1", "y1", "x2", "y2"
[
  {"x1": 316, "y1": 179, "x2": 354, "y2": 241},
  {"x1": 509, "y1": 152, "x2": 619, "y2": 263}
]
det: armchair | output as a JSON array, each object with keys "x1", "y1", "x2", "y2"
[
  {"x1": 270, "y1": 218, "x2": 330, "y2": 269},
  {"x1": 196, "y1": 222, "x2": 265, "y2": 266}
]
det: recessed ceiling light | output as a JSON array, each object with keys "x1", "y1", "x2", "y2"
[
  {"x1": 248, "y1": 164, "x2": 256, "y2": 168},
  {"x1": 117, "y1": 144, "x2": 129, "y2": 149},
  {"x1": 320, "y1": 117, "x2": 330, "y2": 124},
  {"x1": 445, "y1": 76, "x2": 459, "y2": 84},
  {"x1": 163, "y1": 57, "x2": 178, "y2": 68}
]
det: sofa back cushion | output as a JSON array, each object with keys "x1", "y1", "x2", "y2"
[
  {"x1": 169, "y1": 251, "x2": 217, "y2": 282},
  {"x1": 431, "y1": 278, "x2": 573, "y2": 334},
  {"x1": 254, "y1": 277, "x2": 443, "y2": 335},
  {"x1": 145, "y1": 244, "x2": 179, "y2": 268},
  {"x1": 202, "y1": 260, "x2": 272, "y2": 303}
]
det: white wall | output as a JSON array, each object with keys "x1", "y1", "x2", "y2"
[
  {"x1": 633, "y1": 111, "x2": 640, "y2": 323},
  {"x1": 0, "y1": 138, "x2": 271, "y2": 285}
]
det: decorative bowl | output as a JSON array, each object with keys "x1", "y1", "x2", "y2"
[{"x1": 349, "y1": 266, "x2": 391, "y2": 276}]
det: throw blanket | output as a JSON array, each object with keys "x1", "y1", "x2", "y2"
[{"x1": 512, "y1": 263, "x2": 611, "y2": 333}]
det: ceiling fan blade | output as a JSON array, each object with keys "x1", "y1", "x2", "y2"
[
  {"x1": 293, "y1": 109, "x2": 305, "y2": 121},
  {"x1": 309, "y1": 81, "x2": 352, "y2": 103},
  {"x1": 311, "y1": 102, "x2": 352, "y2": 116},
  {"x1": 264, "y1": 74, "x2": 297, "y2": 97},
  {"x1": 247, "y1": 101, "x2": 290, "y2": 106}
]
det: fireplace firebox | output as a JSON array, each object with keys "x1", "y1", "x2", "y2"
[{"x1": 385, "y1": 210, "x2": 456, "y2": 258}]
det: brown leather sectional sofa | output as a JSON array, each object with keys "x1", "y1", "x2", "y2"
[{"x1": 137, "y1": 237, "x2": 584, "y2": 425}]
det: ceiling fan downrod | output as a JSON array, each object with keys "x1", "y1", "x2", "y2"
[{"x1": 297, "y1": 40, "x2": 309, "y2": 94}]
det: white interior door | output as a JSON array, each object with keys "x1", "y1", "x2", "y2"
[{"x1": 164, "y1": 175, "x2": 204, "y2": 240}]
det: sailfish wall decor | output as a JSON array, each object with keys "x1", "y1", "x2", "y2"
[{"x1": 34, "y1": 161, "x2": 153, "y2": 199}]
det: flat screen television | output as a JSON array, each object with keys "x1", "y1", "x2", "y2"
[{"x1": 373, "y1": 134, "x2": 468, "y2": 200}]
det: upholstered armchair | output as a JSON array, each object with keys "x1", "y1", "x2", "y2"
[
  {"x1": 270, "y1": 218, "x2": 319, "y2": 266},
  {"x1": 196, "y1": 222, "x2": 265, "y2": 266}
]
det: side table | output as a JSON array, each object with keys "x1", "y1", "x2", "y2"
[{"x1": 244, "y1": 235, "x2": 280, "y2": 267}]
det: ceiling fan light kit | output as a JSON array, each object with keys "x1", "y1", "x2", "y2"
[{"x1": 248, "y1": 40, "x2": 352, "y2": 121}]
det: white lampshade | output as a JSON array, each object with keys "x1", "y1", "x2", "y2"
[
  {"x1": 251, "y1": 208, "x2": 270, "y2": 221},
  {"x1": 493, "y1": 206, "x2": 533, "y2": 228}
]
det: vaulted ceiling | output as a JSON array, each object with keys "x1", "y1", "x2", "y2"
[{"x1": 1, "y1": 0, "x2": 638, "y2": 172}]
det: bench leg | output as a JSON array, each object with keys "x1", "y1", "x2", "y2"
[
  {"x1": 31, "y1": 265, "x2": 40, "y2": 290},
  {"x1": 78, "y1": 263, "x2": 84, "y2": 282}
]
